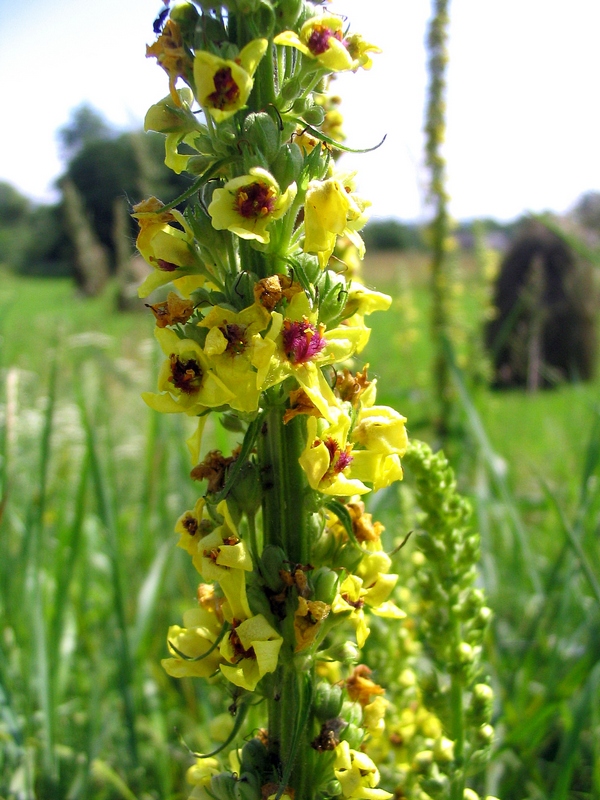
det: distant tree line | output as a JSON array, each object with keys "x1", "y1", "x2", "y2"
[
  {"x1": 2, "y1": 109, "x2": 600, "y2": 284},
  {"x1": 0, "y1": 105, "x2": 190, "y2": 284}
]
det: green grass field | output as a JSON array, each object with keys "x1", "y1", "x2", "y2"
[{"x1": 1, "y1": 254, "x2": 599, "y2": 799}]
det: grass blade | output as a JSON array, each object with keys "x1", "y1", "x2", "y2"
[{"x1": 78, "y1": 391, "x2": 139, "y2": 766}]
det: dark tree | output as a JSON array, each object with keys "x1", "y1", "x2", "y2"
[{"x1": 486, "y1": 220, "x2": 597, "y2": 389}]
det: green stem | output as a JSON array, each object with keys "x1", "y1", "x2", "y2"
[
  {"x1": 259, "y1": 405, "x2": 317, "y2": 798},
  {"x1": 259, "y1": 406, "x2": 311, "y2": 563}
]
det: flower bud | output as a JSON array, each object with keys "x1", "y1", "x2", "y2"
[
  {"x1": 144, "y1": 90, "x2": 198, "y2": 134},
  {"x1": 235, "y1": 773, "x2": 262, "y2": 800},
  {"x1": 399, "y1": 668, "x2": 417, "y2": 688},
  {"x1": 476, "y1": 724, "x2": 494, "y2": 747},
  {"x1": 210, "y1": 772, "x2": 238, "y2": 800},
  {"x1": 275, "y1": 0, "x2": 303, "y2": 28},
  {"x1": 324, "y1": 780, "x2": 342, "y2": 797},
  {"x1": 340, "y1": 722, "x2": 363, "y2": 749},
  {"x1": 303, "y1": 105, "x2": 326, "y2": 127},
  {"x1": 312, "y1": 567, "x2": 340, "y2": 604},
  {"x1": 314, "y1": 682, "x2": 344, "y2": 722},
  {"x1": 280, "y1": 76, "x2": 303, "y2": 105},
  {"x1": 315, "y1": 270, "x2": 348, "y2": 325},
  {"x1": 416, "y1": 531, "x2": 447, "y2": 561},
  {"x1": 228, "y1": 461, "x2": 262, "y2": 517},
  {"x1": 318, "y1": 641, "x2": 359, "y2": 664},
  {"x1": 340, "y1": 701, "x2": 362, "y2": 727},
  {"x1": 463, "y1": 789, "x2": 479, "y2": 800},
  {"x1": 412, "y1": 750, "x2": 434, "y2": 774},
  {"x1": 422, "y1": 775, "x2": 448, "y2": 797},
  {"x1": 468, "y1": 683, "x2": 494, "y2": 725},
  {"x1": 187, "y1": 154, "x2": 218, "y2": 175},
  {"x1": 240, "y1": 737, "x2": 269, "y2": 774},
  {"x1": 271, "y1": 143, "x2": 303, "y2": 192},
  {"x1": 244, "y1": 112, "x2": 281, "y2": 163},
  {"x1": 433, "y1": 736, "x2": 454, "y2": 763}
]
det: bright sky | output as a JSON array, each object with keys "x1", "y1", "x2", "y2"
[{"x1": 1, "y1": 0, "x2": 599, "y2": 221}]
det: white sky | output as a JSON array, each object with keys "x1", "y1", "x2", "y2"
[{"x1": 0, "y1": 0, "x2": 599, "y2": 221}]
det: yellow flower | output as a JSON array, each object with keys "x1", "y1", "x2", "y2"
[
  {"x1": 193, "y1": 39, "x2": 268, "y2": 122},
  {"x1": 219, "y1": 614, "x2": 283, "y2": 691},
  {"x1": 274, "y1": 15, "x2": 356, "y2": 72},
  {"x1": 208, "y1": 168, "x2": 296, "y2": 244},
  {"x1": 144, "y1": 88, "x2": 205, "y2": 174},
  {"x1": 346, "y1": 406, "x2": 408, "y2": 491},
  {"x1": 262, "y1": 293, "x2": 367, "y2": 421},
  {"x1": 332, "y1": 573, "x2": 404, "y2": 648},
  {"x1": 362, "y1": 697, "x2": 390, "y2": 736},
  {"x1": 132, "y1": 197, "x2": 206, "y2": 298},
  {"x1": 345, "y1": 33, "x2": 382, "y2": 71},
  {"x1": 174, "y1": 497, "x2": 215, "y2": 555},
  {"x1": 299, "y1": 412, "x2": 370, "y2": 497},
  {"x1": 198, "y1": 303, "x2": 275, "y2": 412},
  {"x1": 161, "y1": 607, "x2": 224, "y2": 678},
  {"x1": 192, "y1": 501, "x2": 253, "y2": 622},
  {"x1": 351, "y1": 406, "x2": 408, "y2": 456},
  {"x1": 334, "y1": 740, "x2": 393, "y2": 800},
  {"x1": 304, "y1": 174, "x2": 370, "y2": 266},
  {"x1": 142, "y1": 328, "x2": 234, "y2": 415},
  {"x1": 187, "y1": 757, "x2": 220, "y2": 787}
]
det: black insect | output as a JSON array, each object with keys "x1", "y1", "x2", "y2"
[{"x1": 153, "y1": 5, "x2": 169, "y2": 34}]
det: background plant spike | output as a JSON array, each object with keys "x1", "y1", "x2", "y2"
[{"x1": 133, "y1": 3, "x2": 497, "y2": 800}]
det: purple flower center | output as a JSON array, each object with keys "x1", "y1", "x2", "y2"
[
  {"x1": 208, "y1": 67, "x2": 240, "y2": 109},
  {"x1": 323, "y1": 437, "x2": 354, "y2": 475},
  {"x1": 307, "y1": 24, "x2": 344, "y2": 56},
  {"x1": 235, "y1": 181, "x2": 277, "y2": 219},
  {"x1": 282, "y1": 318, "x2": 327, "y2": 364},
  {"x1": 169, "y1": 354, "x2": 203, "y2": 394},
  {"x1": 221, "y1": 323, "x2": 248, "y2": 356}
]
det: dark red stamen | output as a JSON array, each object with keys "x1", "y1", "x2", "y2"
[
  {"x1": 221, "y1": 323, "x2": 248, "y2": 355},
  {"x1": 235, "y1": 182, "x2": 276, "y2": 219},
  {"x1": 169, "y1": 354, "x2": 203, "y2": 394},
  {"x1": 182, "y1": 515, "x2": 199, "y2": 537},
  {"x1": 208, "y1": 67, "x2": 240, "y2": 109},
  {"x1": 307, "y1": 25, "x2": 345, "y2": 56}
]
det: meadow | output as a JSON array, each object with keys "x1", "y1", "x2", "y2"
[{"x1": 1, "y1": 251, "x2": 598, "y2": 800}]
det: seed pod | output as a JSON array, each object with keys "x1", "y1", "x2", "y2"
[
  {"x1": 259, "y1": 545, "x2": 287, "y2": 591},
  {"x1": 314, "y1": 682, "x2": 343, "y2": 722}
]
